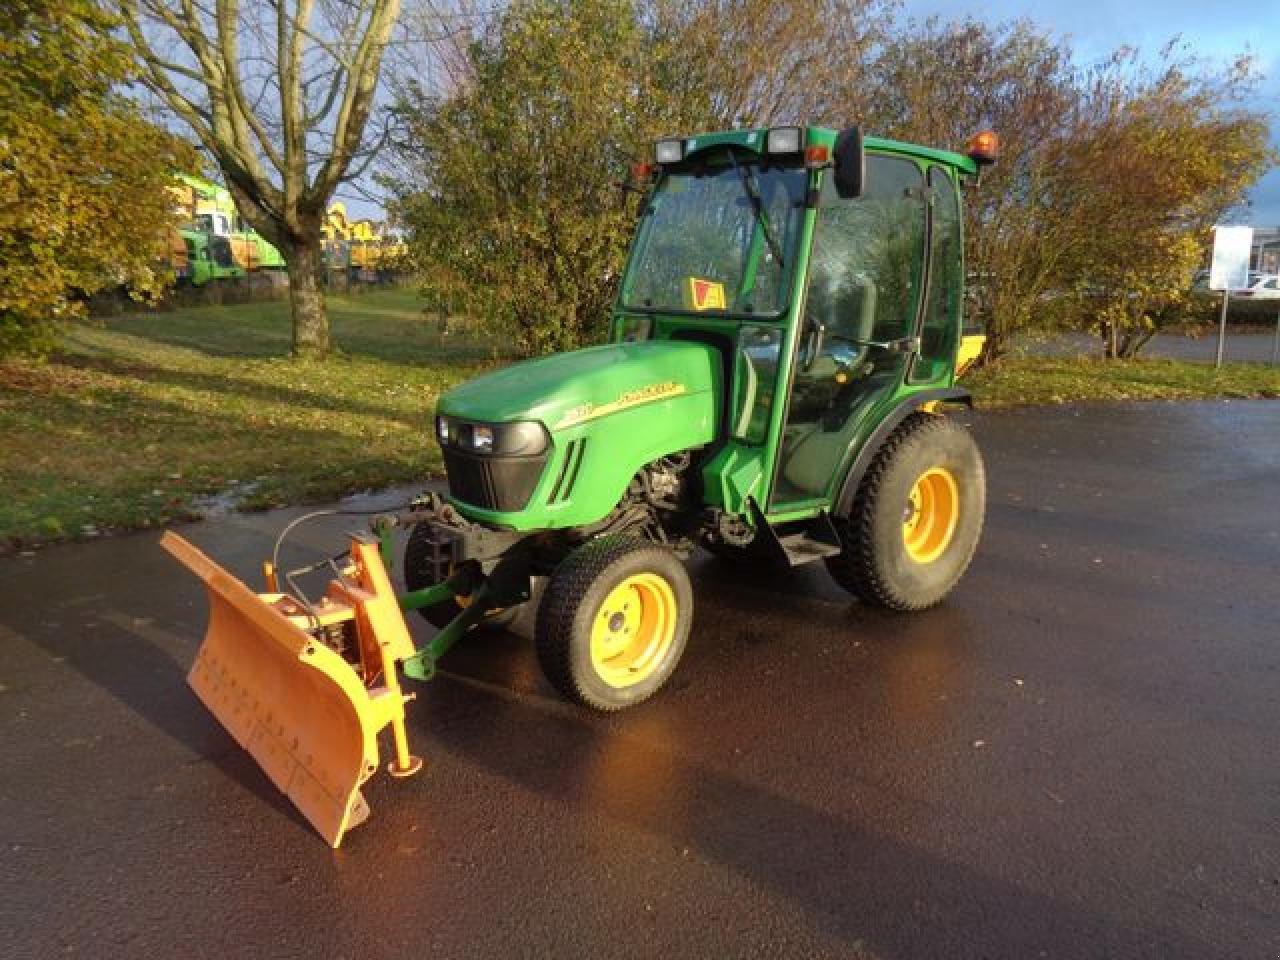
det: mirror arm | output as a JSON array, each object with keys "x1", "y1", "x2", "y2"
[{"x1": 848, "y1": 336, "x2": 920, "y2": 355}]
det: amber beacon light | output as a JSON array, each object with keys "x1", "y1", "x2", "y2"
[{"x1": 966, "y1": 130, "x2": 1000, "y2": 165}]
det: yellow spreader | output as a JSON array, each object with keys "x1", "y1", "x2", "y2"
[{"x1": 162, "y1": 531, "x2": 423, "y2": 847}]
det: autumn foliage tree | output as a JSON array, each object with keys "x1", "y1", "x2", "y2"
[
  {"x1": 864, "y1": 24, "x2": 1271, "y2": 360},
  {"x1": 391, "y1": 3, "x2": 1272, "y2": 360},
  {"x1": 1045, "y1": 51, "x2": 1273, "y2": 357},
  {"x1": 389, "y1": 0, "x2": 677, "y2": 354},
  {"x1": 866, "y1": 19, "x2": 1078, "y2": 360},
  {"x1": 389, "y1": 0, "x2": 892, "y2": 354},
  {"x1": 647, "y1": 0, "x2": 892, "y2": 130},
  {"x1": 0, "y1": 0, "x2": 194, "y2": 359}
]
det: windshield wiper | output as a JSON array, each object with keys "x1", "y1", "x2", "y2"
[{"x1": 726, "y1": 150, "x2": 785, "y2": 269}]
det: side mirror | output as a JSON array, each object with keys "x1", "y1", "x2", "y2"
[{"x1": 833, "y1": 127, "x2": 865, "y2": 199}]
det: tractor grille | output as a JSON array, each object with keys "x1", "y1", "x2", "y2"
[
  {"x1": 442, "y1": 448, "x2": 547, "y2": 513},
  {"x1": 546, "y1": 438, "x2": 586, "y2": 504}
]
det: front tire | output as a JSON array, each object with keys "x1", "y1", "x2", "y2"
[
  {"x1": 827, "y1": 414, "x2": 985, "y2": 611},
  {"x1": 536, "y1": 537, "x2": 693, "y2": 711}
]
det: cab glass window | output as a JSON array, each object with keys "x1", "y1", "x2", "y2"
[
  {"x1": 806, "y1": 154, "x2": 925, "y2": 354},
  {"x1": 622, "y1": 153, "x2": 808, "y2": 317},
  {"x1": 730, "y1": 325, "x2": 783, "y2": 445}
]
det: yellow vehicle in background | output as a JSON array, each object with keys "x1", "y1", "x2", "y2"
[{"x1": 322, "y1": 202, "x2": 406, "y2": 277}]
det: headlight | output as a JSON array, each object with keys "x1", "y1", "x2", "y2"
[
  {"x1": 766, "y1": 126, "x2": 802, "y2": 155},
  {"x1": 437, "y1": 418, "x2": 549, "y2": 457}
]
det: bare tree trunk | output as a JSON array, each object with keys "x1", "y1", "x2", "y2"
[
  {"x1": 286, "y1": 237, "x2": 329, "y2": 358},
  {"x1": 979, "y1": 328, "x2": 1006, "y2": 365}
]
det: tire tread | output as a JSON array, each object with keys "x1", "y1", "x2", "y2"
[
  {"x1": 828, "y1": 413, "x2": 982, "y2": 611},
  {"x1": 537, "y1": 537, "x2": 687, "y2": 711}
]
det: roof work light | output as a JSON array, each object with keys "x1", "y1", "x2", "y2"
[
  {"x1": 766, "y1": 127, "x2": 803, "y2": 155},
  {"x1": 655, "y1": 139, "x2": 684, "y2": 164}
]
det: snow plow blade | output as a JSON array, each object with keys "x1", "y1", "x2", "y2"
[{"x1": 161, "y1": 531, "x2": 422, "y2": 848}]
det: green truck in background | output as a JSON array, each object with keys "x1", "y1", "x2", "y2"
[{"x1": 167, "y1": 174, "x2": 286, "y2": 286}]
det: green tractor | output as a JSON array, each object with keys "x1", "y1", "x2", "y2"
[
  {"x1": 165, "y1": 124, "x2": 997, "y2": 846},
  {"x1": 405, "y1": 124, "x2": 995, "y2": 709}
]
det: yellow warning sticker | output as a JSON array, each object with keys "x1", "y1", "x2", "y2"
[{"x1": 684, "y1": 277, "x2": 727, "y2": 311}]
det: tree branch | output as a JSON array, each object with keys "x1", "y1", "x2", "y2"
[
  {"x1": 216, "y1": 0, "x2": 287, "y2": 179},
  {"x1": 313, "y1": 0, "x2": 401, "y2": 201}
]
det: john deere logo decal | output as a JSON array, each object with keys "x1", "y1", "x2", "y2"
[
  {"x1": 556, "y1": 382, "x2": 687, "y2": 428},
  {"x1": 684, "y1": 277, "x2": 727, "y2": 311}
]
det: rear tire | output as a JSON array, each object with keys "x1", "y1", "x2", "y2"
[
  {"x1": 536, "y1": 537, "x2": 692, "y2": 711},
  {"x1": 827, "y1": 414, "x2": 985, "y2": 611},
  {"x1": 402, "y1": 521, "x2": 516, "y2": 629}
]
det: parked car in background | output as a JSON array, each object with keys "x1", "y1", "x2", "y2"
[
  {"x1": 1234, "y1": 273, "x2": 1280, "y2": 299},
  {"x1": 1190, "y1": 269, "x2": 1266, "y2": 293}
]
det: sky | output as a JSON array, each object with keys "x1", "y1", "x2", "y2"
[{"x1": 910, "y1": 0, "x2": 1280, "y2": 225}]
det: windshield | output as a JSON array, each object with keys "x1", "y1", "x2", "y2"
[{"x1": 621, "y1": 156, "x2": 808, "y2": 316}]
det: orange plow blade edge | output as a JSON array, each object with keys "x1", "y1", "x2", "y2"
[{"x1": 161, "y1": 531, "x2": 422, "y2": 847}]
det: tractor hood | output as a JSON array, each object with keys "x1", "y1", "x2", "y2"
[{"x1": 437, "y1": 340, "x2": 720, "y2": 432}]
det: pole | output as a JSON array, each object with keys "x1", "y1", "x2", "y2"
[
  {"x1": 1214, "y1": 289, "x2": 1229, "y2": 370},
  {"x1": 1272, "y1": 311, "x2": 1279, "y2": 366}
]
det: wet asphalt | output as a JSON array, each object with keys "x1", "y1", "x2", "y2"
[{"x1": 2, "y1": 401, "x2": 1278, "y2": 960}]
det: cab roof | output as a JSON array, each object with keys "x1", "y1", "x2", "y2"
[{"x1": 676, "y1": 126, "x2": 979, "y2": 176}]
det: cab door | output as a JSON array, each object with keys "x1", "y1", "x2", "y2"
[
  {"x1": 910, "y1": 165, "x2": 963, "y2": 385},
  {"x1": 769, "y1": 155, "x2": 926, "y2": 510}
]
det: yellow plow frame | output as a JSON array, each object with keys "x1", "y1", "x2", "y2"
[{"x1": 162, "y1": 532, "x2": 423, "y2": 847}]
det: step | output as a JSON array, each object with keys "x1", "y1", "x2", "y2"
[{"x1": 776, "y1": 529, "x2": 842, "y2": 567}]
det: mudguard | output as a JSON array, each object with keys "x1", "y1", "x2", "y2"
[{"x1": 832, "y1": 387, "x2": 973, "y2": 518}]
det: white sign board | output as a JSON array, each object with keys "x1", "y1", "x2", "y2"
[{"x1": 1209, "y1": 225, "x2": 1253, "y2": 291}]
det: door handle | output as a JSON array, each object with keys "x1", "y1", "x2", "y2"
[{"x1": 802, "y1": 321, "x2": 826, "y2": 371}]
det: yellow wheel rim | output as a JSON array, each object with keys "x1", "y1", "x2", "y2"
[
  {"x1": 902, "y1": 466, "x2": 960, "y2": 564},
  {"x1": 589, "y1": 573, "x2": 677, "y2": 689}
]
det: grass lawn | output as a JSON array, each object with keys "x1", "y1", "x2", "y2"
[
  {"x1": 965, "y1": 355, "x2": 1280, "y2": 407},
  {"x1": 0, "y1": 289, "x2": 497, "y2": 550},
  {"x1": 2, "y1": 292, "x2": 1277, "y2": 550}
]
